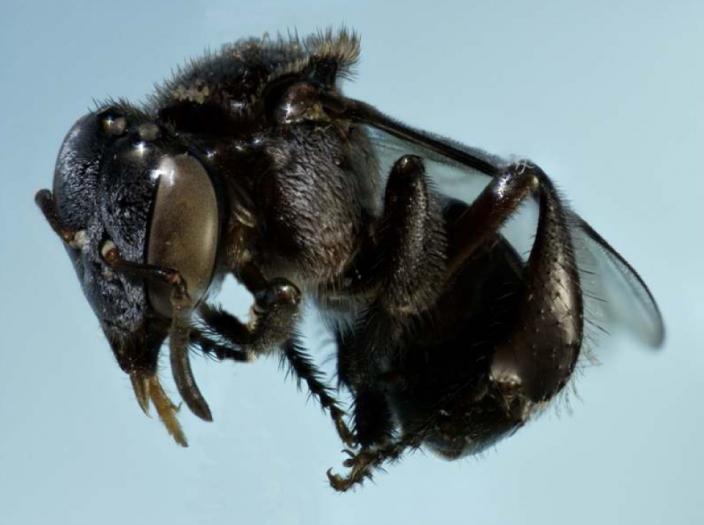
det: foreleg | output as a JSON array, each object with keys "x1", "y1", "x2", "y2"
[{"x1": 197, "y1": 264, "x2": 353, "y2": 445}]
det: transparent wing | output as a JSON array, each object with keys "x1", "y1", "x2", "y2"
[
  {"x1": 569, "y1": 215, "x2": 665, "y2": 347},
  {"x1": 365, "y1": 125, "x2": 665, "y2": 349}
]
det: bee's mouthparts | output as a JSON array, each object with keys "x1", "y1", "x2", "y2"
[{"x1": 129, "y1": 371, "x2": 190, "y2": 447}]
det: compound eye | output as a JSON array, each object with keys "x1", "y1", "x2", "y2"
[{"x1": 147, "y1": 154, "x2": 219, "y2": 317}]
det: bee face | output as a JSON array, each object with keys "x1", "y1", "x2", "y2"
[{"x1": 51, "y1": 105, "x2": 220, "y2": 376}]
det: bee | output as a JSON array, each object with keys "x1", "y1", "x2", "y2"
[{"x1": 36, "y1": 30, "x2": 664, "y2": 491}]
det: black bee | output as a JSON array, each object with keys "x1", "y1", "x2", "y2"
[{"x1": 36, "y1": 30, "x2": 664, "y2": 491}]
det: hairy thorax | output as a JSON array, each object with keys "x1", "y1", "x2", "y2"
[{"x1": 224, "y1": 122, "x2": 381, "y2": 289}]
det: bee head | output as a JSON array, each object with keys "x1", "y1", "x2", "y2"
[{"x1": 38, "y1": 103, "x2": 222, "y2": 444}]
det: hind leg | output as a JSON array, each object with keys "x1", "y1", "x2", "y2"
[
  {"x1": 328, "y1": 161, "x2": 584, "y2": 490},
  {"x1": 485, "y1": 163, "x2": 583, "y2": 401},
  {"x1": 437, "y1": 160, "x2": 583, "y2": 401}
]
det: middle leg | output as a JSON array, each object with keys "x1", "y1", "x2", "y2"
[{"x1": 338, "y1": 154, "x2": 447, "y2": 448}]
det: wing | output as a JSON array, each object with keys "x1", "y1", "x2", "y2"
[
  {"x1": 325, "y1": 96, "x2": 664, "y2": 349},
  {"x1": 568, "y1": 215, "x2": 665, "y2": 347}
]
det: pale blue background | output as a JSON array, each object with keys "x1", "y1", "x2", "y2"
[{"x1": 1, "y1": 1, "x2": 702, "y2": 524}]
